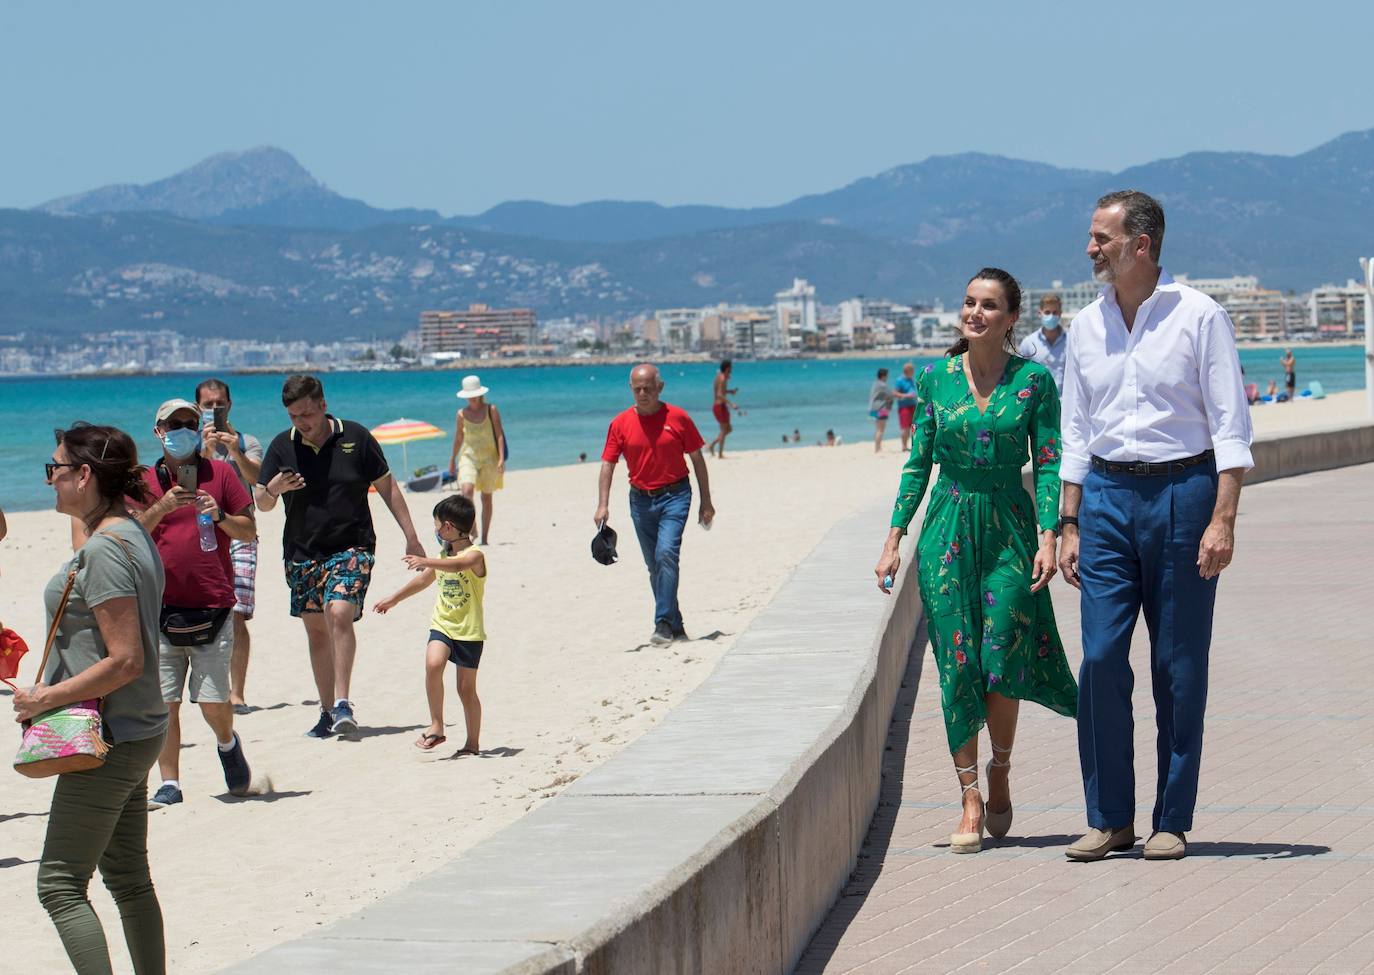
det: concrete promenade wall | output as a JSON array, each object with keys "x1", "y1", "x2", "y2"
[
  {"x1": 225, "y1": 421, "x2": 1371, "y2": 975},
  {"x1": 224, "y1": 499, "x2": 924, "y2": 975}
]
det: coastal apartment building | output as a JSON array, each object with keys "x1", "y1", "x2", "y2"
[
  {"x1": 1309, "y1": 281, "x2": 1368, "y2": 337},
  {"x1": 774, "y1": 278, "x2": 818, "y2": 350},
  {"x1": 419, "y1": 304, "x2": 537, "y2": 357}
]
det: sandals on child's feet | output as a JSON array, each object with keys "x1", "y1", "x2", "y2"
[{"x1": 416, "y1": 733, "x2": 447, "y2": 751}]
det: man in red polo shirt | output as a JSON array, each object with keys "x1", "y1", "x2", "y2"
[{"x1": 594, "y1": 363, "x2": 715, "y2": 645}]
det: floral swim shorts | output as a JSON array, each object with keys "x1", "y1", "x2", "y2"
[{"x1": 286, "y1": 547, "x2": 376, "y2": 621}]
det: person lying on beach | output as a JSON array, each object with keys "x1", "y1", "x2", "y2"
[{"x1": 372, "y1": 495, "x2": 487, "y2": 756}]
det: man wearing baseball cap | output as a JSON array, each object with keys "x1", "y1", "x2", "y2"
[{"x1": 136, "y1": 399, "x2": 257, "y2": 809}]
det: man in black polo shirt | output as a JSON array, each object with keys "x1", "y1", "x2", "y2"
[{"x1": 256, "y1": 374, "x2": 424, "y2": 738}]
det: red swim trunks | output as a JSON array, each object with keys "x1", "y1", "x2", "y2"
[
  {"x1": 898, "y1": 405, "x2": 917, "y2": 431},
  {"x1": 713, "y1": 402, "x2": 730, "y2": 424}
]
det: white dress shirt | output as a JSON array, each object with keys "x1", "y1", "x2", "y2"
[
  {"x1": 1018, "y1": 326, "x2": 1068, "y2": 390},
  {"x1": 1060, "y1": 270, "x2": 1254, "y2": 484}
]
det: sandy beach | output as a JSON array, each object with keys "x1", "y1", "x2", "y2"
[
  {"x1": 2, "y1": 387, "x2": 1369, "y2": 972},
  {"x1": 3, "y1": 436, "x2": 902, "y2": 972}
]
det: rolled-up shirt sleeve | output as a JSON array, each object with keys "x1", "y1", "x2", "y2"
[
  {"x1": 1058, "y1": 324, "x2": 1092, "y2": 485},
  {"x1": 1198, "y1": 307, "x2": 1255, "y2": 471}
]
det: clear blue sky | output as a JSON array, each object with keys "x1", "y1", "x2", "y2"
[{"x1": 2, "y1": 0, "x2": 1368, "y2": 215}]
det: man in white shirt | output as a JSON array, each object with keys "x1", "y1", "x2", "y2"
[
  {"x1": 1057, "y1": 190, "x2": 1253, "y2": 863},
  {"x1": 1018, "y1": 293, "x2": 1068, "y2": 390}
]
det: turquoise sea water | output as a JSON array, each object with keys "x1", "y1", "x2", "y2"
[{"x1": 0, "y1": 346, "x2": 1364, "y2": 512}]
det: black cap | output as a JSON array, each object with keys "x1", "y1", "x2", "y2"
[{"x1": 591, "y1": 522, "x2": 618, "y2": 565}]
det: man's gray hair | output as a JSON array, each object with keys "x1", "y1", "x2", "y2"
[{"x1": 1097, "y1": 189, "x2": 1165, "y2": 263}]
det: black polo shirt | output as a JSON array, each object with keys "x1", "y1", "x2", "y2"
[{"x1": 258, "y1": 416, "x2": 390, "y2": 562}]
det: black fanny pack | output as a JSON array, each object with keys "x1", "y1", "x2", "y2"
[{"x1": 159, "y1": 606, "x2": 232, "y2": 647}]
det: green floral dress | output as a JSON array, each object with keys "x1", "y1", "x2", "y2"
[{"x1": 891, "y1": 354, "x2": 1077, "y2": 752}]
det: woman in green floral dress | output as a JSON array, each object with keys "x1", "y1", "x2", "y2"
[{"x1": 874, "y1": 268, "x2": 1077, "y2": 853}]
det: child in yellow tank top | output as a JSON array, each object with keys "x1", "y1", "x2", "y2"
[{"x1": 372, "y1": 495, "x2": 487, "y2": 754}]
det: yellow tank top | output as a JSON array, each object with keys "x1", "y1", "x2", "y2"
[
  {"x1": 460, "y1": 409, "x2": 499, "y2": 464},
  {"x1": 430, "y1": 545, "x2": 486, "y2": 642}
]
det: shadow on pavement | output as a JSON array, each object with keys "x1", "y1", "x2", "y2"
[
  {"x1": 1183, "y1": 841, "x2": 1331, "y2": 859},
  {"x1": 796, "y1": 620, "x2": 926, "y2": 972}
]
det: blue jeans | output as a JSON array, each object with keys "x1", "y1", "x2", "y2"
[
  {"x1": 1077, "y1": 460, "x2": 1219, "y2": 834},
  {"x1": 628, "y1": 483, "x2": 692, "y2": 631}
]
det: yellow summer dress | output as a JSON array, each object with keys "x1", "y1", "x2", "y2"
[{"x1": 457, "y1": 408, "x2": 504, "y2": 494}]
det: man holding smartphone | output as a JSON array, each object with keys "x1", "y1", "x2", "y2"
[
  {"x1": 256, "y1": 374, "x2": 425, "y2": 739},
  {"x1": 196, "y1": 378, "x2": 264, "y2": 716},
  {"x1": 138, "y1": 399, "x2": 258, "y2": 809}
]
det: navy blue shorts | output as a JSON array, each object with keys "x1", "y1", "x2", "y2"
[{"x1": 428, "y1": 630, "x2": 484, "y2": 669}]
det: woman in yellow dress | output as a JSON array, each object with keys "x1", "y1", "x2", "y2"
[{"x1": 446, "y1": 375, "x2": 507, "y2": 545}]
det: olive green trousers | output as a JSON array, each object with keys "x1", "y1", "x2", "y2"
[{"x1": 36, "y1": 732, "x2": 166, "y2": 975}]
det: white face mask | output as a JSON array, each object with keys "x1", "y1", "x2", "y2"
[
  {"x1": 1041, "y1": 313, "x2": 1062, "y2": 330},
  {"x1": 162, "y1": 427, "x2": 201, "y2": 459}
]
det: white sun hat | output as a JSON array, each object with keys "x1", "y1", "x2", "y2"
[{"x1": 456, "y1": 375, "x2": 490, "y2": 399}]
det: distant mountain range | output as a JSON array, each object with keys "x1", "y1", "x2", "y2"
[{"x1": 6, "y1": 131, "x2": 1374, "y2": 340}]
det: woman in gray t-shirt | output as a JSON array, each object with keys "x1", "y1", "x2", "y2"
[{"x1": 14, "y1": 424, "x2": 168, "y2": 975}]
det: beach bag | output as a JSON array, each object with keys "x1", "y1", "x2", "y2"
[
  {"x1": 159, "y1": 606, "x2": 231, "y2": 647},
  {"x1": 489, "y1": 404, "x2": 509, "y2": 461},
  {"x1": 14, "y1": 566, "x2": 109, "y2": 778}
]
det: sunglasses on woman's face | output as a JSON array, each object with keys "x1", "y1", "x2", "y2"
[
  {"x1": 163, "y1": 417, "x2": 199, "y2": 431},
  {"x1": 46, "y1": 460, "x2": 78, "y2": 481}
]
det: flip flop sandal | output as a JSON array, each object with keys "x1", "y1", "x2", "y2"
[
  {"x1": 416, "y1": 734, "x2": 447, "y2": 751},
  {"x1": 454, "y1": 747, "x2": 480, "y2": 757}
]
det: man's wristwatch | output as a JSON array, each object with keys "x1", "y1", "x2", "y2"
[
  {"x1": 212, "y1": 508, "x2": 225, "y2": 524},
  {"x1": 1056, "y1": 515, "x2": 1079, "y2": 535}
]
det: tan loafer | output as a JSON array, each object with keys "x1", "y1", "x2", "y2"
[
  {"x1": 1143, "y1": 831, "x2": 1187, "y2": 860},
  {"x1": 1066, "y1": 826, "x2": 1137, "y2": 861}
]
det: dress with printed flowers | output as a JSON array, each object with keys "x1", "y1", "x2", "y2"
[{"x1": 890, "y1": 353, "x2": 1077, "y2": 752}]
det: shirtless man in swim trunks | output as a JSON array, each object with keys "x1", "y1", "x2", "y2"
[{"x1": 707, "y1": 359, "x2": 739, "y2": 458}]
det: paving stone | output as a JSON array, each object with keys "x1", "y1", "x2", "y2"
[{"x1": 798, "y1": 463, "x2": 1374, "y2": 974}]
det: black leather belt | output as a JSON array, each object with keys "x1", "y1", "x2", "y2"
[
  {"x1": 1090, "y1": 450, "x2": 1213, "y2": 476},
  {"x1": 630, "y1": 476, "x2": 690, "y2": 497}
]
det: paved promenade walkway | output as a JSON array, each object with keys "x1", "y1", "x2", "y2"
[{"x1": 799, "y1": 463, "x2": 1374, "y2": 975}]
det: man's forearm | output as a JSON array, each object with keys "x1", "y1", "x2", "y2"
[
  {"x1": 597, "y1": 462, "x2": 615, "y2": 510},
  {"x1": 689, "y1": 453, "x2": 712, "y2": 504},
  {"x1": 383, "y1": 477, "x2": 419, "y2": 539},
  {"x1": 219, "y1": 512, "x2": 257, "y2": 542},
  {"x1": 254, "y1": 485, "x2": 279, "y2": 513},
  {"x1": 1211, "y1": 469, "x2": 1243, "y2": 524},
  {"x1": 1060, "y1": 482, "x2": 1083, "y2": 519},
  {"x1": 135, "y1": 501, "x2": 170, "y2": 532}
]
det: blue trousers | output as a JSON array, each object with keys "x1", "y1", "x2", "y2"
[
  {"x1": 628, "y1": 483, "x2": 691, "y2": 631},
  {"x1": 1078, "y1": 461, "x2": 1218, "y2": 834}
]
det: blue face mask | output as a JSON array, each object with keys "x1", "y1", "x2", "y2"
[
  {"x1": 435, "y1": 530, "x2": 448, "y2": 549},
  {"x1": 162, "y1": 427, "x2": 200, "y2": 459},
  {"x1": 1041, "y1": 313, "x2": 1062, "y2": 330}
]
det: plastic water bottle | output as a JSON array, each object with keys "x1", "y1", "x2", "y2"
[{"x1": 197, "y1": 509, "x2": 218, "y2": 552}]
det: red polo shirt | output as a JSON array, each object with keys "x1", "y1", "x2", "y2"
[{"x1": 601, "y1": 402, "x2": 705, "y2": 490}]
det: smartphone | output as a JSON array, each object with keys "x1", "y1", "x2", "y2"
[
  {"x1": 213, "y1": 406, "x2": 228, "y2": 431},
  {"x1": 175, "y1": 462, "x2": 199, "y2": 492},
  {"x1": 278, "y1": 466, "x2": 297, "y2": 479}
]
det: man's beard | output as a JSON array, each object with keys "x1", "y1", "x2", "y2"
[{"x1": 1094, "y1": 246, "x2": 1136, "y2": 283}]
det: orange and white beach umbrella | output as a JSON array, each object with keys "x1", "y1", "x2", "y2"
[{"x1": 371, "y1": 417, "x2": 446, "y2": 474}]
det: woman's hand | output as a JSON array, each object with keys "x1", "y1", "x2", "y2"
[
  {"x1": 875, "y1": 546, "x2": 902, "y2": 595},
  {"x1": 13, "y1": 683, "x2": 50, "y2": 723},
  {"x1": 1030, "y1": 531, "x2": 1058, "y2": 593}
]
